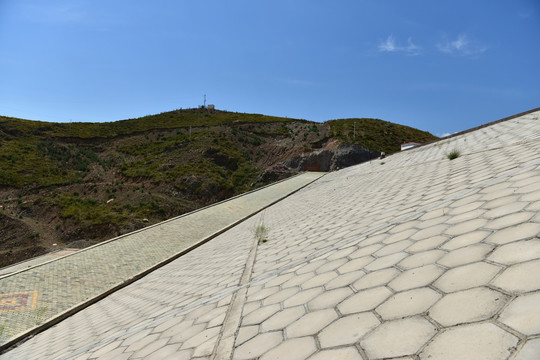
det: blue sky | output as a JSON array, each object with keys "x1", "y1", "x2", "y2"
[{"x1": 0, "y1": 0, "x2": 538, "y2": 136}]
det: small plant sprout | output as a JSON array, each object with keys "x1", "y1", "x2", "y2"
[
  {"x1": 447, "y1": 149, "x2": 461, "y2": 160},
  {"x1": 252, "y1": 213, "x2": 269, "y2": 244}
]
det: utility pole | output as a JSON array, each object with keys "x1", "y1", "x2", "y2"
[{"x1": 203, "y1": 94, "x2": 206, "y2": 108}]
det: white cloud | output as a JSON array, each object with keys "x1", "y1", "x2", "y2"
[
  {"x1": 378, "y1": 35, "x2": 421, "y2": 55},
  {"x1": 437, "y1": 34, "x2": 487, "y2": 57}
]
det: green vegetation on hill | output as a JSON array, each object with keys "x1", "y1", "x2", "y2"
[
  {"x1": 328, "y1": 118, "x2": 437, "y2": 154},
  {"x1": 0, "y1": 108, "x2": 437, "y2": 267},
  {"x1": 0, "y1": 108, "x2": 296, "y2": 139}
]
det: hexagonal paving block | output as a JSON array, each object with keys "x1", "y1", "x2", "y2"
[
  {"x1": 249, "y1": 286, "x2": 282, "y2": 302},
  {"x1": 406, "y1": 235, "x2": 448, "y2": 253},
  {"x1": 349, "y1": 245, "x2": 382, "y2": 259},
  {"x1": 300, "y1": 272, "x2": 339, "y2": 289},
  {"x1": 261, "y1": 306, "x2": 305, "y2": 332},
  {"x1": 286, "y1": 308, "x2": 338, "y2": 338},
  {"x1": 376, "y1": 287, "x2": 441, "y2": 320},
  {"x1": 242, "y1": 304, "x2": 281, "y2": 326},
  {"x1": 484, "y1": 201, "x2": 528, "y2": 219},
  {"x1": 485, "y1": 212, "x2": 534, "y2": 230},
  {"x1": 428, "y1": 287, "x2": 508, "y2": 327},
  {"x1": 411, "y1": 224, "x2": 450, "y2": 241},
  {"x1": 433, "y1": 261, "x2": 501, "y2": 293},
  {"x1": 360, "y1": 316, "x2": 437, "y2": 359},
  {"x1": 375, "y1": 240, "x2": 413, "y2": 257},
  {"x1": 263, "y1": 287, "x2": 300, "y2": 305},
  {"x1": 444, "y1": 219, "x2": 487, "y2": 236},
  {"x1": 308, "y1": 287, "x2": 353, "y2": 311},
  {"x1": 306, "y1": 347, "x2": 363, "y2": 360},
  {"x1": 235, "y1": 325, "x2": 259, "y2": 346},
  {"x1": 448, "y1": 201, "x2": 483, "y2": 215},
  {"x1": 318, "y1": 312, "x2": 379, "y2": 348},
  {"x1": 233, "y1": 331, "x2": 283, "y2": 360},
  {"x1": 441, "y1": 230, "x2": 491, "y2": 251},
  {"x1": 398, "y1": 250, "x2": 446, "y2": 270},
  {"x1": 388, "y1": 264, "x2": 444, "y2": 292},
  {"x1": 446, "y1": 209, "x2": 486, "y2": 225},
  {"x1": 491, "y1": 259, "x2": 540, "y2": 293},
  {"x1": 498, "y1": 292, "x2": 540, "y2": 336},
  {"x1": 282, "y1": 272, "x2": 316, "y2": 288},
  {"x1": 283, "y1": 287, "x2": 324, "y2": 308},
  {"x1": 338, "y1": 256, "x2": 374, "y2": 274},
  {"x1": 513, "y1": 338, "x2": 540, "y2": 360},
  {"x1": 352, "y1": 267, "x2": 398, "y2": 289},
  {"x1": 315, "y1": 258, "x2": 348, "y2": 274},
  {"x1": 488, "y1": 239, "x2": 540, "y2": 265},
  {"x1": 437, "y1": 244, "x2": 494, "y2": 268},
  {"x1": 325, "y1": 270, "x2": 365, "y2": 290},
  {"x1": 180, "y1": 326, "x2": 220, "y2": 350},
  {"x1": 485, "y1": 223, "x2": 540, "y2": 245},
  {"x1": 260, "y1": 336, "x2": 317, "y2": 360},
  {"x1": 338, "y1": 286, "x2": 393, "y2": 314},
  {"x1": 419, "y1": 323, "x2": 519, "y2": 360},
  {"x1": 364, "y1": 252, "x2": 408, "y2": 271}
]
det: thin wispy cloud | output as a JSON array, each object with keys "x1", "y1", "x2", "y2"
[
  {"x1": 378, "y1": 35, "x2": 421, "y2": 55},
  {"x1": 518, "y1": 10, "x2": 533, "y2": 19},
  {"x1": 437, "y1": 34, "x2": 487, "y2": 57}
]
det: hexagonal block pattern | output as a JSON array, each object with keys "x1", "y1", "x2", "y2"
[
  {"x1": 286, "y1": 309, "x2": 337, "y2": 338},
  {"x1": 488, "y1": 239, "x2": 540, "y2": 265},
  {"x1": 361, "y1": 317, "x2": 437, "y2": 359},
  {"x1": 318, "y1": 312, "x2": 379, "y2": 348},
  {"x1": 376, "y1": 287, "x2": 441, "y2": 320},
  {"x1": 233, "y1": 331, "x2": 283, "y2": 360},
  {"x1": 513, "y1": 338, "x2": 540, "y2": 360},
  {"x1": 419, "y1": 323, "x2": 518, "y2": 360},
  {"x1": 388, "y1": 264, "x2": 444, "y2": 291},
  {"x1": 338, "y1": 286, "x2": 392, "y2": 314},
  {"x1": 491, "y1": 259, "x2": 540, "y2": 293},
  {"x1": 433, "y1": 262, "x2": 501, "y2": 293},
  {"x1": 306, "y1": 347, "x2": 363, "y2": 360},
  {"x1": 437, "y1": 244, "x2": 494, "y2": 268},
  {"x1": 429, "y1": 287, "x2": 508, "y2": 327},
  {"x1": 260, "y1": 336, "x2": 317, "y2": 360},
  {"x1": 498, "y1": 292, "x2": 540, "y2": 336}
]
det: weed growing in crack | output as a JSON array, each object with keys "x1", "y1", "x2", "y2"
[
  {"x1": 447, "y1": 149, "x2": 461, "y2": 160},
  {"x1": 252, "y1": 213, "x2": 269, "y2": 243}
]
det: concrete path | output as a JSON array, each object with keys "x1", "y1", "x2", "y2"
[
  {"x1": 2, "y1": 110, "x2": 540, "y2": 359},
  {"x1": 0, "y1": 172, "x2": 323, "y2": 347}
]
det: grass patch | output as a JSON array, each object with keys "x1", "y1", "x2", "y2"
[
  {"x1": 252, "y1": 213, "x2": 269, "y2": 244},
  {"x1": 447, "y1": 149, "x2": 461, "y2": 160}
]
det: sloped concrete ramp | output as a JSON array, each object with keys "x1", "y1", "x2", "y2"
[
  {"x1": 2, "y1": 109, "x2": 540, "y2": 359},
  {"x1": 0, "y1": 172, "x2": 323, "y2": 349}
]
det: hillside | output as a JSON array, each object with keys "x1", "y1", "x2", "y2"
[{"x1": 0, "y1": 108, "x2": 437, "y2": 267}]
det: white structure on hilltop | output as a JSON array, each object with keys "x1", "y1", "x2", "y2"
[{"x1": 401, "y1": 142, "x2": 421, "y2": 151}]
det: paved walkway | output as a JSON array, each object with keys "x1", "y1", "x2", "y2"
[
  {"x1": 0, "y1": 250, "x2": 79, "y2": 277},
  {"x1": 2, "y1": 110, "x2": 540, "y2": 359},
  {"x1": 0, "y1": 172, "x2": 323, "y2": 346}
]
